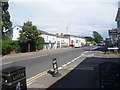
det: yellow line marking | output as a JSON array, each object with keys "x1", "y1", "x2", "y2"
[
  {"x1": 26, "y1": 69, "x2": 54, "y2": 84},
  {"x1": 27, "y1": 70, "x2": 48, "y2": 83}
]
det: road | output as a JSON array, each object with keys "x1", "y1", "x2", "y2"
[{"x1": 1, "y1": 46, "x2": 96, "y2": 79}]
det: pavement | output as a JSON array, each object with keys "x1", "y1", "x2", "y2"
[{"x1": 27, "y1": 47, "x2": 120, "y2": 89}]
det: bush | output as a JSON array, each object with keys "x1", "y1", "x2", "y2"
[
  {"x1": 36, "y1": 37, "x2": 44, "y2": 50},
  {"x1": 2, "y1": 40, "x2": 20, "y2": 55}
]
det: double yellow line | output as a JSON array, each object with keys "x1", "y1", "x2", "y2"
[
  {"x1": 26, "y1": 69, "x2": 55, "y2": 84},
  {"x1": 26, "y1": 70, "x2": 48, "y2": 84}
]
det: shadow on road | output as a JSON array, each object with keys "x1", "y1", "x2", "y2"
[{"x1": 47, "y1": 48, "x2": 120, "y2": 88}]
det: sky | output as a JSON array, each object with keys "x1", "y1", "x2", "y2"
[{"x1": 9, "y1": 0, "x2": 120, "y2": 39}]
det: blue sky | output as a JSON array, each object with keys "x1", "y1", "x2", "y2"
[{"x1": 9, "y1": 0, "x2": 119, "y2": 39}]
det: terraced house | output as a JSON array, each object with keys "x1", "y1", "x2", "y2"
[{"x1": 11, "y1": 25, "x2": 86, "y2": 50}]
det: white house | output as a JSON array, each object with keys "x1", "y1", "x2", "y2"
[
  {"x1": 12, "y1": 25, "x2": 22, "y2": 40},
  {"x1": 56, "y1": 33, "x2": 69, "y2": 47},
  {"x1": 80, "y1": 37, "x2": 86, "y2": 46},
  {"x1": 39, "y1": 30, "x2": 57, "y2": 49},
  {"x1": 61, "y1": 37, "x2": 69, "y2": 47},
  {"x1": 56, "y1": 36, "x2": 62, "y2": 48}
]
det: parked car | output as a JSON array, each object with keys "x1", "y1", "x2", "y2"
[{"x1": 97, "y1": 42, "x2": 103, "y2": 46}]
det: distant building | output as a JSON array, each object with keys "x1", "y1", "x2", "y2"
[
  {"x1": 64, "y1": 34, "x2": 86, "y2": 47},
  {"x1": 57, "y1": 33, "x2": 69, "y2": 47},
  {"x1": 115, "y1": 1, "x2": 120, "y2": 50},
  {"x1": 39, "y1": 30, "x2": 57, "y2": 49},
  {"x1": 11, "y1": 25, "x2": 86, "y2": 50},
  {"x1": 12, "y1": 25, "x2": 22, "y2": 40}
]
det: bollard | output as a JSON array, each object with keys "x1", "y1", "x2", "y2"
[
  {"x1": 1, "y1": 66, "x2": 27, "y2": 90},
  {"x1": 52, "y1": 58, "x2": 59, "y2": 76},
  {"x1": 48, "y1": 58, "x2": 61, "y2": 77}
]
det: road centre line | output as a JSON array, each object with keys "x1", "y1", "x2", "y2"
[
  {"x1": 0, "y1": 62, "x2": 13, "y2": 66},
  {"x1": 62, "y1": 64, "x2": 67, "y2": 67},
  {"x1": 67, "y1": 62, "x2": 72, "y2": 65}
]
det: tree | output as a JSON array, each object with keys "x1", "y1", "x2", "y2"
[
  {"x1": 36, "y1": 37, "x2": 44, "y2": 50},
  {"x1": 19, "y1": 21, "x2": 41, "y2": 52},
  {"x1": 93, "y1": 31, "x2": 103, "y2": 43},
  {"x1": 84, "y1": 36, "x2": 94, "y2": 42},
  {"x1": 2, "y1": 2, "x2": 12, "y2": 39}
]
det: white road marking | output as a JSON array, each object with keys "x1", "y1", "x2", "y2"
[
  {"x1": 63, "y1": 64, "x2": 67, "y2": 67},
  {"x1": 27, "y1": 80, "x2": 36, "y2": 86},
  {"x1": 0, "y1": 62, "x2": 13, "y2": 66},
  {"x1": 71, "y1": 60, "x2": 75, "y2": 62},
  {"x1": 58, "y1": 67, "x2": 62, "y2": 70},
  {"x1": 62, "y1": 55, "x2": 84, "y2": 68},
  {"x1": 67, "y1": 62, "x2": 71, "y2": 65}
]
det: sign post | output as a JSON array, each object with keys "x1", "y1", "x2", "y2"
[{"x1": 109, "y1": 30, "x2": 118, "y2": 35}]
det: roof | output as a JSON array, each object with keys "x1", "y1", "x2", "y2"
[
  {"x1": 13, "y1": 25, "x2": 22, "y2": 29},
  {"x1": 38, "y1": 30, "x2": 56, "y2": 36},
  {"x1": 64, "y1": 34, "x2": 80, "y2": 38}
]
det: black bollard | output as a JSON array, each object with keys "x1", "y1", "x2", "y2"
[
  {"x1": 48, "y1": 58, "x2": 61, "y2": 77},
  {"x1": 1, "y1": 66, "x2": 27, "y2": 90}
]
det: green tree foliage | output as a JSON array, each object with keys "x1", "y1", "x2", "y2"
[
  {"x1": 19, "y1": 21, "x2": 41, "y2": 52},
  {"x1": 36, "y1": 37, "x2": 44, "y2": 50},
  {"x1": 84, "y1": 36, "x2": 94, "y2": 42},
  {"x1": 2, "y1": 40, "x2": 20, "y2": 55},
  {"x1": 93, "y1": 31, "x2": 103, "y2": 43},
  {"x1": 2, "y1": 34, "x2": 10, "y2": 40},
  {"x1": 2, "y1": 2, "x2": 12, "y2": 34}
]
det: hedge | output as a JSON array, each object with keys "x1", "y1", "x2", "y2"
[
  {"x1": 36, "y1": 37, "x2": 44, "y2": 50},
  {"x1": 2, "y1": 40, "x2": 20, "y2": 55}
]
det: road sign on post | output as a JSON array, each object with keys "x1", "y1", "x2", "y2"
[
  {"x1": 52, "y1": 58, "x2": 59, "y2": 77},
  {"x1": 1, "y1": 66, "x2": 27, "y2": 90},
  {"x1": 109, "y1": 30, "x2": 118, "y2": 35}
]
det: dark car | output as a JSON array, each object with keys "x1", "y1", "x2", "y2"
[{"x1": 97, "y1": 42, "x2": 103, "y2": 46}]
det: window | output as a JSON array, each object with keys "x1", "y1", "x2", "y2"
[{"x1": 17, "y1": 28, "x2": 19, "y2": 30}]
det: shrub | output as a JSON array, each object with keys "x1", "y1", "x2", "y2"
[
  {"x1": 2, "y1": 40, "x2": 20, "y2": 55},
  {"x1": 36, "y1": 37, "x2": 44, "y2": 50}
]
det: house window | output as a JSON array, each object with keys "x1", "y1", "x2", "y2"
[{"x1": 17, "y1": 28, "x2": 19, "y2": 30}]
